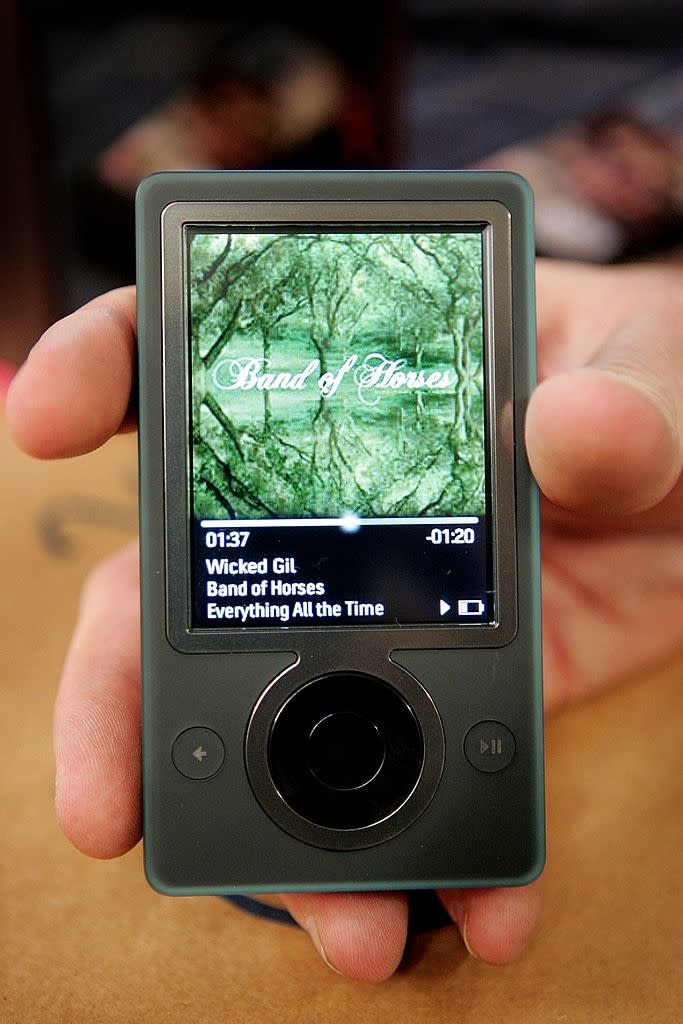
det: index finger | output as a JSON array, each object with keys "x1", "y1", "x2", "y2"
[{"x1": 6, "y1": 286, "x2": 137, "y2": 459}]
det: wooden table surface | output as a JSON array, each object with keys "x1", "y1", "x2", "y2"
[{"x1": 2, "y1": 411, "x2": 682, "y2": 1023}]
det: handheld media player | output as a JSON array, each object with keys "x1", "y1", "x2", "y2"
[{"x1": 136, "y1": 170, "x2": 545, "y2": 895}]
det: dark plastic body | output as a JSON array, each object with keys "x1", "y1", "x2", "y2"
[{"x1": 136, "y1": 170, "x2": 544, "y2": 895}]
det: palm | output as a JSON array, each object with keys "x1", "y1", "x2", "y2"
[
  {"x1": 534, "y1": 258, "x2": 683, "y2": 713},
  {"x1": 542, "y1": 519, "x2": 683, "y2": 713}
]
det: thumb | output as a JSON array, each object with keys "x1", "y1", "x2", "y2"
[{"x1": 525, "y1": 312, "x2": 682, "y2": 517}]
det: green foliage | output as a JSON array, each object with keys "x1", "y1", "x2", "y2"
[{"x1": 190, "y1": 230, "x2": 486, "y2": 520}]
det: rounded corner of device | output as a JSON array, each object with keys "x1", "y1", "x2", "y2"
[
  {"x1": 493, "y1": 168, "x2": 534, "y2": 200},
  {"x1": 483, "y1": 170, "x2": 535, "y2": 223},
  {"x1": 135, "y1": 170, "x2": 191, "y2": 217},
  {"x1": 515, "y1": 844, "x2": 547, "y2": 887},
  {"x1": 143, "y1": 854, "x2": 181, "y2": 897},
  {"x1": 135, "y1": 171, "x2": 168, "y2": 208}
]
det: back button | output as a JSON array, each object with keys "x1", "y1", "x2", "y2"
[{"x1": 172, "y1": 727, "x2": 225, "y2": 780}]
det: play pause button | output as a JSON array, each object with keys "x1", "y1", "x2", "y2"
[
  {"x1": 464, "y1": 721, "x2": 516, "y2": 773},
  {"x1": 480, "y1": 737, "x2": 502, "y2": 755}
]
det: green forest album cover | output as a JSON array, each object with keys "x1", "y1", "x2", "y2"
[{"x1": 189, "y1": 230, "x2": 486, "y2": 521}]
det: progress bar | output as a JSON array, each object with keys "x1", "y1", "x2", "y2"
[{"x1": 200, "y1": 516, "x2": 480, "y2": 528}]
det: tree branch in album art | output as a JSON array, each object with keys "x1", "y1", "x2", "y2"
[{"x1": 189, "y1": 230, "x2": 486, "y2": 521}]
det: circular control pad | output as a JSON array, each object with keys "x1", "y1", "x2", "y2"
[
  {"x1": 246, "y1": 669, "x2": 445, "y2": 850},
  {"x1": 268, "y1": 674, "x2": 421, "y2": 830},
  {"x1": 307, "y1": 711, "x2": 386, "y2": 790}
]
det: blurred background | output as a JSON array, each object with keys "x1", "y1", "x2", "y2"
[
  {"x1": 3, "y1": 0, "x2": 683, "y2": 369},
  {"x1": 2, "y1": 5, "x2": 683, "y2": 1020}
]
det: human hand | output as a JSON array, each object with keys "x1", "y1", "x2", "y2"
[{"x1": 6, "y1": 258, "x2": 682, "y2": 982}]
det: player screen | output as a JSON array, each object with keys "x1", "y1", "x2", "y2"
[{"x1": 186, "y1": 227, "x2": 494, "y2": 629}]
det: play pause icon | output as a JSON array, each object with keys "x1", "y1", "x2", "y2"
[{"x1": 480, "y1": 738, "x2": 503, "y2": 755}]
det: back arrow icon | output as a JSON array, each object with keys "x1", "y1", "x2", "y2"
[{"x1": 192, "y1": 746, "x2": 208, "y2": 762}]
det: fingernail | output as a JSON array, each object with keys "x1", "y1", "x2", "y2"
[
  {"x1": 305, "y1": 915, "x2": 342, "y2": 974},
  {"x1": 459, "y1": 912, "x2": 479, "y2": 960},
  {"x1": 445, "y1": 898, "x2": 479, "y2": 960}
]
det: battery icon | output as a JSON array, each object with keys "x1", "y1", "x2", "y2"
[{"x1": 457, "y1": 599, "x2": 485, "y2": 616}]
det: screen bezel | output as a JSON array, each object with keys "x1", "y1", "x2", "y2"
[{"x1": 161, "y1": 199, "x2": 517, "y2": 653}]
